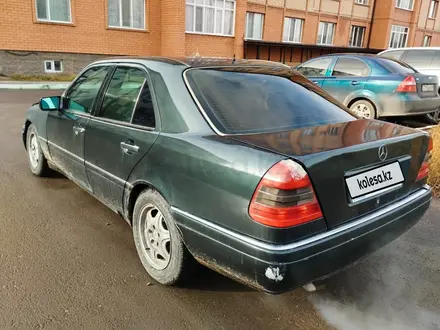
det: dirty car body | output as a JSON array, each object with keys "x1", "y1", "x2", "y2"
[
  {"x1": 296, "y1": 54, "x2": 440, "y2": 118},
  {"x1": 23, "y1": 57, "x2": 432, "y2": 293}
]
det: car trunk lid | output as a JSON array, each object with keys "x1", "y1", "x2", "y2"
[
  {"x1": 231, "y1": 120, "x2": 429, "y2": 229},
  {"x1": 414, "y1": 73, "x2": 438, "y2": 98}
]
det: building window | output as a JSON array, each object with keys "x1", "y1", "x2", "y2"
[
  {"x1": 35, "y1": 0, "x2": 71, "y2": 23},
  {"x1": 389, "y1": 25, "x2": 409, "y2": 48},
  {"x1": 349, "y1": 26, "x2": 365, "y2": 47},
  {"x1": 429, "y1": 0, "x2": 438, "y2": 18},
  {"x1": 396, "y1": 0, "x2": 414, "y2": 10},
  {"x1": 246, "y1": 12, "x2": 264, "y2": 40},
  {"x1": 283, "y1": 18, "x2": 304, "y2": 43},
  {"x1": 317, "y1": 22, "x2": 335, "y2": 45},
  {"x1": 108, "y1": 0, "x2": 145, "y2": 30},
  {"x1": 355, "y1": 0, "x2": 368, "y2": 4},
  {"x1": 423, "y1": 35, "x2": 432, "y2": 47},
  {"x1": 186, "y1": 0, "x2": 236, "y2": 36},
  {"x1": 44, "y1": 60, "x2": 63, "y2": 73}
]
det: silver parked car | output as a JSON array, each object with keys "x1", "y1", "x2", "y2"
[{"x1": 378, "y1": 47, "x2": 440, "y2": 124}]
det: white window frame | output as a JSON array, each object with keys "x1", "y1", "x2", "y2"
[
  {"x1": 389, "y1": 25, "x2": 409, "y2": 48},
  {"x1": 35, "y1": 0, "x2": 72, "y2": 23},
  {"x1": 395, "y1": 0, "x2": 414, "y2": 11},
  {"x1": 423, "y1": 35, "x2": 432, "y2": 47},
  {"x1": 245, "y1": 12, "x2": 264, "y2": 40},
  {"x1": 108, "y1": 0, "x2": 146, "y2": 30},
  {"x1": 428, "y1": 0, "x2": 438, "y2": 18},
  {"x1": 185, "y1": 0, "x2": 236, "y2": 37},
  {"x1": 354, "y1": 0, "x2": 368, "y2": 5},
  {"x1": 44, "y1": 60, "x2": 63, "y2": 73},
  {"x1": 349, "y1": 25, "x2": 365, "y2": 47},
  {"x1": 317, "y1": 22, "x2": 335, "y2": 45},
  {"x1": 283, "y1": 17, "x2": 304, "y2": 43}
]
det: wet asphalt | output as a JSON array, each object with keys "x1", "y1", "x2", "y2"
[{"x1": 0, "y1": 90, "x2": 439, "y2": 330}]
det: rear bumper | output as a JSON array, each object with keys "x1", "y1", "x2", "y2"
[
  {"x1": 380, "y1": 94, "x2": 440, "y2": 116},
  {"x1": 173, "y1": 186, "x2": 432, "y2": 293}
]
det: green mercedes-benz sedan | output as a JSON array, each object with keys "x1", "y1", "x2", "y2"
[{"x1": 22, "y1": 57, "x2": 433, "y2": 293}]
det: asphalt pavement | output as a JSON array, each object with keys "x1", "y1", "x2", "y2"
[{"x1": 0, "y1": 90, "x2": 439, "y2": 330}]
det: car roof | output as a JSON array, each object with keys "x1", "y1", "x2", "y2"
[
  {"x1": 91, "y1": 56, "x2": 291, "y2": 69},
  {"x1": 379, "y1": 47, "x2": 440, "y2": 54}
]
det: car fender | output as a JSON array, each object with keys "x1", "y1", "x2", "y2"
[
  {"x1": 344, "y1": 90, "x2": 381, "y2": 114},
  {"x1": 23, "y1": 104, "x2": 51, "y2": 161}
]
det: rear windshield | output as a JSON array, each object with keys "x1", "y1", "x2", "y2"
[
  {"x1": 185, "y1": 68, "x2": 355, "y2": 134},
  {"x1": 379, "y1": 58, "x2": 417, "y2": 74}
]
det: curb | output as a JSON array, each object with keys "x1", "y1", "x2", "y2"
[{"x1": 0, "y1": 83, "x2": 70, "y2": 90}]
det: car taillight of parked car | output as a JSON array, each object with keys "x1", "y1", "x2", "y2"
[
  {"x1": 395, "y1": 76, "x2": 417, "y2": 93},
  {"x1": 416, "y1": 137, "x2": 433, "y2": 181},
  {"x1": 249, "y1": 160, "x2": 323, "y2": 228}
]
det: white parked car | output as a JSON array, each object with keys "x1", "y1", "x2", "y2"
[{"x1": 378, "y1": 47, "x2": 440, "y2": 124}]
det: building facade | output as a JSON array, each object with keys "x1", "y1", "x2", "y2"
[{"x1": 1, "y1": 0, "x2": 440, "y2": 76}]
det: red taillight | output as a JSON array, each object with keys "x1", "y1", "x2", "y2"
[
  {"x1": 396, "y1": 76, "x2": 417, "y2": 93},
  {"x1": 249, "y1": 160, "x2": 323, "y2": 228},
  {"x1": 416, "y1": 136, "x2": 433, "y2": 181}
]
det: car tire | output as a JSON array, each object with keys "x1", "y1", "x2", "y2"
[
  {"x1": 26, "y1": 124, "x2": 52, "y2": 177},
  {"x1": 349, "y1": 100, "x2": 376, "y2": 119},
  {"x1": 423, "y1": 110, "x2": 440, "y2": 125},
  {"x1": 133, "y1": 189, "x2": 195, "y2": 285}
]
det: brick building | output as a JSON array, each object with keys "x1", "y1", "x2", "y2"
[{"x1": 1, "y1": 0, "x2": 440, "y2": 76}]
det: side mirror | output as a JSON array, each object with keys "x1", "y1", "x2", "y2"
[{"x1": 39, "y1": 96, "x2": 61, "y2": 111}]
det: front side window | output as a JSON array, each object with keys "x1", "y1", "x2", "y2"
[
  {"x1": 186, "y1": 0, "x2": 235, "y2": 36},
  {"x1": 283, "y1": 18, "x2": 304, "y2": 43},
  {"x1": 317, "y1": 22, "x2": 335, "y2": 45},
  {"x1": 185, "y1": 68, "x2": 354, "y2": 134},
  {"x1": 396, "y1": 0, "x2": 414, "y2": 10},
  {"x1": 297, "y1": 58, "x2": 332, "y2": 77},
  {"x1": 349, "y1": 26, "x2": 365, "y2": 47},
  {"x1": 108, "y1": 0, "x2": 145, "y2": 29},
  {"x1": 331, "y1": 58, "x2": 369, "y2": 77},
  {"x1": 389, "y1": 25, "x2": 409, "y2": 48},
  {"x1": 36, "y1": 0, "x2": 71, "y2": 23},
  {"x1": 246, "y1": 12, "x2": 264, "y2": 40},
  {"x1": 423, "y1": 35, "x2": 432, "y2": 47},
  {"x1": 429, "y1": 0, "x2": 438, "y2": 18},
  {"x1": 99, "y1": 67, "x2": 146, "y2": 123},
  {"x1": 65, "y1": 66, "x2": 111, "y2": 113}
]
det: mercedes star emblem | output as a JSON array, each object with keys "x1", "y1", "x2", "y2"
[{"x1": 378, "y1": 145, "x2": 388, "y2": 161}]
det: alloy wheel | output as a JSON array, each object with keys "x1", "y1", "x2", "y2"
[
  {"x1": 351, "y1": 103, "x2": 373, "y2": 119},
  {"x1": 427, "y1": 110, "x2": 440, "y2": 124},
  {"x1": 139, "y1": 204, "x2": 171, "y2": 270},
  {"x1": 28, "y1": 132, "x2": 40, "y2": 168}
]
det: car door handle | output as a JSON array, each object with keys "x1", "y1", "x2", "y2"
[
  {"x1": 312, "y1": 81, "x2": 320, "y2": 84},
  {"x1": 351, "y1": 81, "x2": 360, "y2": 86},
  {"x1": 72, "y1": 126, "x2": 85, "y2": 135},
  {"x1": 120, "y1": 141, "x2": 139, "y2": 154}
]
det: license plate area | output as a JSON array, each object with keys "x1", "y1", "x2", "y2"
[
  {"x1": 345, "y1": 162, "x2": 404, "y2": 199},
  {"x1": 422, "y1": 84, "x2": 435, "y2": 92}
]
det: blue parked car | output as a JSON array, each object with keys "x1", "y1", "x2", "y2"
[{"x1": 296, "y1": 54, "x2": 440, "y2": 119}]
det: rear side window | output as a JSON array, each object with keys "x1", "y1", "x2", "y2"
[
  {"x1": 99, "y1": 67, "x2": 146, "y2": 123},
  {"x1": 430, "y1": 51, "x2": 440, "y2": 69},
  {"x1": 185, "y1": 68, "x2": 354, "y2": 134},
  {"x1": 378, "y1": 58, "x2": 416, "y2": 74},
  {"x1": 403, "y1": 50, "x2": 435, "y2": 68},
  {"x1": 331, "y1": 58, "x2": 369, "y2": 76},
  {"x1": 297, "y1": 58, "x2": 332, "y2": 77},
  {"x1": 380, "y1": 50, "x2": 404, "y2": 60}
]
